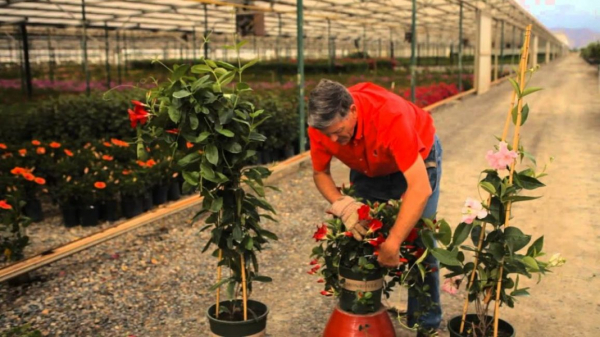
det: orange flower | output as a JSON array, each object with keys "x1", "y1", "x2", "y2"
[
  {"x1": 0, "y1": 143, "x2": 7, "y2": 150},
  {"x1": 94, "y1": 182, "x2": 107, "y2": 189},
  {"x1": 0, "y1": 200, "x2": 11, "y2": 210},
  {"x1": 11, "y1": 167, "x2": 25, "y2": 175},
  {"x1": 136, "y1": 160, "x2": 146, "y2": 167},
  {"x1": 50, "y1": 142, "x2": 61, "y2": 148},
  {"x1": 64, "y1": 149, "x2": 74, "y2": 157},
  {"x1": 23, "y1": 173, "x2": 35, "y2": 181},
  {"x1": 102, "y1": 155, "x2": 114, "y2": 161},
  {"x1": 103, "y1": 142, "x2": 112, "y2": 147},
  {"x1": 186, "y1": 142, "x2": 194, "y2": 149},
  {"x1": 110, "y1": 138, "x2": 130, "y2": 147},
  {"x1": 18, "y1": 149, "x2": 27, "y2": 156},
  {"x1": 36, "y1": 147, "x2": 46, "y2": 155},
  {"x1": 34, "y1": 177, "x2": 46, "y2": 185},
  {"x1": 145, "y1": 159, "x2": 156, "y2": 167},
  {"x1": 31, "y1": 140, "x2": 41, "y2": 146},
  {"x1": 122, "y1": 169, "x2": 132, "y2": 175}
]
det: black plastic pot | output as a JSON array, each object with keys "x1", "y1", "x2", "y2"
[
  {"x1": 99, "y1": 199, "x2": 119, "y2": 222},
  {"x1": 79, "y1": 204, "x2": 99, "y2": 227},
  {"x1": 447, "y1": 314, "x2": 515, "y2": 337},
  {"x1": 60, "y1": 202, "x2": 79, "y2": 227},
  {"x1": 207, "y1": 300, "x2": 269, "y2": 337},
  {"x1": 167, "y1": 181, "x2": 181, "y2": 201},
  {"x1": 338, "y1": 265, "x2": 384, "y2": 315},
  {"x1": 142, "y1": 190, "x2": 154, "y2": 211},
  {"x1": 121, "y1": 195, "x2": 143, "y2": 219},
  {"x1": 23, "y1": 198, "x2": 44, "y2": 222},
  {"x1": 152, "y1": 184, "x2": 169, "y2": 205}
]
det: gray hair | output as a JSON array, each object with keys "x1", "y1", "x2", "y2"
[{"x1": 307, "y1": 79, "x2": 354, "y2": 130}]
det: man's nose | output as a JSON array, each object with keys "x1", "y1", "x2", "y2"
[{"x1": 330, "y1": 134, "x2": 338, "y2": 142}]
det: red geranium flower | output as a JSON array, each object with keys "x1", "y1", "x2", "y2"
[
  {"x1": 367, "y1": 233, "x2": 386, "y2": 248},
  {"x1": 405, "y1": 228, "x2": 418, "y2": 243},
  {"x1": 49, "y1": 142, "x2": 61, "y2": 148},
  {"x1": 0, "y1": 200, "x2": 12, "y2": 210},
  {"x1": 367, "y1": 219, "x2": 383, "y2": 233},
  {"x1": 18, "y1": 149, "x2": 27, "y2": 156},
  {"x1": 34, "y1": 177, "x2": 46, "y2": 185},
  {"x1": 31, "y1": 140, "x2": 41, "y2": 146},
  {"x1": 94, "y1": 182, "x2": 107, "y2": 189},
  {"x1": 312, "y1": 224, "x2": 328, "y2": 242},
  {"x1": 36, "y1": 147, "x2": 46, "y2": 155},
  {"x1": 64, "y1": 149, "x2": 74, "y2": 157},
  {"x1": 23, "y1": 173, "x2": 35, "y2": 181},
  {"x1": 128, "y1": 100, "x2": 149, "y2": 128},
  {"x1": 358, "y1": 204, "x2": 371, "y2": 220}
]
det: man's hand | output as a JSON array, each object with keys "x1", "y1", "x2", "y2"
[
  {"x1": 377, "y1": 237, "x2": 401, "y2": 268},
  {"x1": 329, "y1": 196, "x2": 368, "y2": 240}
]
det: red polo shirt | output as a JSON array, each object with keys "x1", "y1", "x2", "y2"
[{"x1": 309, "y1": 82, "x2": 436, "y2": 177}]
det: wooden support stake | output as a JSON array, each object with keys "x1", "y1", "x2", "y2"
[
  {"x1": 241, "y1": 253, "x2": 248, "y2": 321},
  {"x1": 493, "y1": 24, "x2": 532, "y2": 337},
  {"x1": 216, "y1": 249, "x2": 223, "y2": 319}
]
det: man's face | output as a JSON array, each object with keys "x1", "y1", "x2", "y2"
[{"x1": 320, "y1": 105, "x2": 358, "y2": 145}]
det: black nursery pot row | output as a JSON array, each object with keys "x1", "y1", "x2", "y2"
[{"x1": 59, "y1": 180, "x2": 185, "y2": 227}]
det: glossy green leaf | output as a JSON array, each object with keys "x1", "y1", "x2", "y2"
[
  {"x1": 205, "y1": 144, "x2": 219, "y2": 165},
  {"x1": 173, "y1": 90, "x2": 192, "y2": 98}
]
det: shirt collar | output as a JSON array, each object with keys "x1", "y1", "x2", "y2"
[{"x1": 353, "y1": 99, "x2": 364, "y2": 141}]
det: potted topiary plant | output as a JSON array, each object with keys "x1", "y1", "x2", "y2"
[
  {"x1": 425, "y1": 26, "x2": 565, "y2": 337},
  {"x1": 128, "y1": 39, "x2": 278, "y2": 336},
  {"x1": 310, "y1": 185, "x2": 437, "y2": 336}
]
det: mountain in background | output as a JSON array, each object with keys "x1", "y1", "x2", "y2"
[{"x1": 550, "y1": 27, "x2": 600, "y2": 49}]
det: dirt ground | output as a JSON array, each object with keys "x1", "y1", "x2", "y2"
[{"x1": 1, "y1": 54, "x2": 599, "y2": 337}]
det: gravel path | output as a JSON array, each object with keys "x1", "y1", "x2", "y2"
[{"x1": 2, "y1": 54, "x2": 599, "y2": 337}]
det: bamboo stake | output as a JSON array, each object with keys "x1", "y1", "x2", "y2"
[
  {"x1": 241, "y1": 253, "x2": 248, "y2": 321},
  {"x1": 459, "y1": 28, "x2": 529, "y2": 335},
  {"x1": 493, "y1": 25, "x2": 532, "y2": 337},
  {"x1": 216, "y1": 249, "x2": 223, "y2": 318}
]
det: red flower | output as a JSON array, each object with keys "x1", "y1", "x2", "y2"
[
  {"x1": 166, "y1": 129, "x2": 179, "y2": 134},
  {"x1": 414, "y1": 248, "x2": 425, "y2": 258},
  {"x1": 145, "y1": 159, "x2": 156, "y2": 167},
  {"x1": 358, "y1": 204, "x2": 371, "y2": 220},
  {"x1": 309, "y1": 259, "x2": 319, "y2": 265},
  {"x1": 320, "y1": 290, "x2": 333, "y2": 296},
  {"x1": 367, "y1": 233, "x2": 386, "y2": 248},
  {"x1": 405, "y1": 228, "x2": 418, "y2": 243},
  {"x1": 102, "y1": 155, "x2": 114, "y2": 161},
  {"x1": 103, "y1": 142, "x2": 112, "y2": 147},
  {"x1": 399, "y1": 257, "x2": 409, "y2": 264},
  {"x1": 317, "y1": 278, "x2": 325, "y2": 283},
  {"x1": 31, "y1": 140, "x2": 41, "y2": 146},
  {"x1": 0, "y1": 200, "x2": 12, "y2": 210},
  {"x1": 64, "y1": 149, "x2": 74, "y2": 157},
  {"x1": 94, "y1": 182, "x2": 107, "y2": 189},
  {"x1": 344, "y1": 231, "x2": 353, "y2": 237},
  {"x1": 11, "y1": 167, "x2": 27, "y2": 175},
  {"x1": 36, "y1": 147, "x2": 46, "y2": 155},
  {"x1": 367, "y1": 219, "x2": 383, "y2": 233},
  {"x1": 122, "y1": 169, "x2": 132, "y2": 175},
  {"x1": 312, "y1": 224, "x2": 328, "y2": 241},
  {"x1": 49, "y1": 142, "x2": 61, "y2": 148},
  {"x1": 128, "y1": 101, "x2": 149, "y2": 128},
  {"x1": 23, "y1": 173, "x2": 35, "y2": 181},
  {"x1": 186, "y1": 142, "x2": 194, "y2": 149},
  {"x1": 111, "y1": 138, "x2": 130, "y2": 147},
  {"x1": 34, "y1": 177, "x2": 46, "y2": 185},
  {"x1": 0, "y1": 143, "x2": 7, "y2": 150},
  {"x1": 18, "y1": 149, "x2": 27, "y2": 156}
]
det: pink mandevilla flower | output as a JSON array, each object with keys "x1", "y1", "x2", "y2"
[
  {"x1": 441, "y1": 277, "x2": 461, "y2": 296},
  {"x1": 461, "y1": 198, "x2": 488, "y2": 224},
  {"x1": 486, "y1": 141, "x2": 518, "y2": 170}
]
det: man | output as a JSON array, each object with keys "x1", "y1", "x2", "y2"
[{"x1": 307, "y1": 79, "x2": 443, "y2": 335}]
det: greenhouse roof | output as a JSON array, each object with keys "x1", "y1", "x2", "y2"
[{"x1": 0, "y1": 0, "x2": 567, "y2": 46}]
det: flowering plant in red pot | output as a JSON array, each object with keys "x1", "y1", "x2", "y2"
[
  {"x1": 310, "y1": 185, "x2": 437, "y2": 334},
  {"x1": 122, "y1": 39, "x2": 278, "y2": 336}
]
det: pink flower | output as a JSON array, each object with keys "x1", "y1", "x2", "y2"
[
  {"x1": 486, "y1": 141, "x2": 518, "y2": 170},
  {"x1": 461, "y1": 198, "x2": 488, "y2": 224},
  {"x1": 442, "y1": 277, "x2": 461, "y2": 296}
]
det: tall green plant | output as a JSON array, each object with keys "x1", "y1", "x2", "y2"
[{"x1": 131, "y1": 40, "x2": 278, "y2": 319}]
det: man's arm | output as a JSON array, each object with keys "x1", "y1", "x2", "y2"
[
  {"x1": 313, "y1": 164, "x2": 343, "y2": 204},
  {"x1": 377, "y1": 155, "x2": 432, "y2": 267}
]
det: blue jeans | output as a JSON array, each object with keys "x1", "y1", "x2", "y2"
[{"x1": 349, "y1": 135, "x2": 443, "y2": 330}]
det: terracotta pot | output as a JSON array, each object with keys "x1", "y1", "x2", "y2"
[{"x1": 323, "y1": 304, "x2": 396, "y2": 337}]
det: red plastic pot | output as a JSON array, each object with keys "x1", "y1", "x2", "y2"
[{"x1": 323, "y1": 304, "x2": 396, "y2": 337}]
